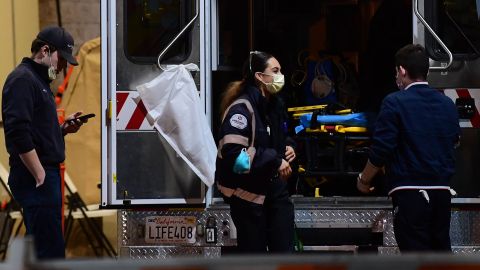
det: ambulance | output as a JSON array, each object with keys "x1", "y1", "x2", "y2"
[{"x1": 100, "y1": 0, "x2": 480, "y2": 258}]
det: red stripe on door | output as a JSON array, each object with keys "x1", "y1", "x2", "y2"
[
  {"x1": 456, "y1": 88, "x2": 480, "y2": 128},
  {"x1": 116, "y1": 92, "x2": 129, "y2": 115},
  {"x1": 126, "y1": 99, "x2": 148, "y2": 129}
]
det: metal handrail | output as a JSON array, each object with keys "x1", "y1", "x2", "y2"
[
  {"x1": 157, "y1": 0, "x2": 199, "y2": 71},
  {"x1": 413, "y1": 0, "x2": 453, "y2": 70}
]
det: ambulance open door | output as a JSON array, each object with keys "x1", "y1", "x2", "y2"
[{"x1": 101, "y1": 0, "x2": 213, "y2": 207}]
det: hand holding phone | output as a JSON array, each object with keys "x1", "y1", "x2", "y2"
[{"x1": 67, "y1": 113, "x2": 95, "y2": 124}]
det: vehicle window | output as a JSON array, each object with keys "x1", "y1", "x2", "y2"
[
  {"x1": 427, "y1": 0, "x2": 480, "y2": 59},
  {"x1": 124, "y1": 0, "x2": 193, "y2": 64},
  {"x1": 217, "y1": 1, "x2": 249, "y2": 68}
]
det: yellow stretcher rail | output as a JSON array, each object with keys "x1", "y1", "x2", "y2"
[
  {"x1": 287, "y1": 105, "x2": 327, "y2": 112},
  {"x1": 335, "y1": 109, "x2": 353, "y2": 114},
  {"x1": 288, "y1": 105, "x2": 352, "y2": 119},
  {"x1": 306, "y1": 125, "x2": 367, "y2": 133}
]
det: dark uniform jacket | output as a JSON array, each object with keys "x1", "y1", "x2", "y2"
[
  {"x1": 2, "y1": 58, "x2": 65, "y2": 168},
  {"x1": 215, "y1": 85, "x2": 294, "y2": 201},
  {"x1": 369, "y1": 83, "x2": 460, "y2": 192}
]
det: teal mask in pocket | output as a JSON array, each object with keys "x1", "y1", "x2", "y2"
[{"x1": 233, "y1": 148, "x2": 251, "y2": 174}]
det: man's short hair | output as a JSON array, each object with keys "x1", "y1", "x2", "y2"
[{"x1": 395, "y1": 44, "x2": 429, "y2": 80}]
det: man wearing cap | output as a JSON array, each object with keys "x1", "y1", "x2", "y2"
[{"x1": 2, "y1": 26, "x2": 85, "y2": 259}]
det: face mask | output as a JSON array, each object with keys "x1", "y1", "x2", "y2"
[
  {"x1": 395, "y1": 67, "x2": 406, "y2": 90},
  {"x1": 396, "y1": 79, "x2": 404, "y2": 90},
  {"x1": 262, "y1": 73, "x2": 285, "y2": 94},
  {"x1": 47, "y1": 52, "x2": 56, "y2": 80}
]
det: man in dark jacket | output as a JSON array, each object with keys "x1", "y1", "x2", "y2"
[
  {"x1": 357, "y1": 44, "x2": 460, "y2": 252},
  {"x1": 2, "y1": 26, "x2": 87, "y2": 259}
]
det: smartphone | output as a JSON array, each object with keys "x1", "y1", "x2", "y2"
[{"x1": 67, "y1": 113, "x2": 95, "y2": 124}]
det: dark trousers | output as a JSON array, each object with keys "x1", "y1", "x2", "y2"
[
  {"x1": 391, "y1": 189, "x2": 452, "y2": 252},
  {"x1": 229, "y1": 178, "x2": 294, "y2": 253},
  {"x1": 8, "y1": 165, "x2": 65, "y2": 259}
]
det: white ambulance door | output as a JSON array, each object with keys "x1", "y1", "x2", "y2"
[
  {"x1": 414, "y1": 0, "x2": 480, "y2": 200},
  {"x1": 101, "y1": 0, "x2": 211, "y2": 206},
  {"x1": 413, "y1": 0, "x2": 480, "y2": 88}
]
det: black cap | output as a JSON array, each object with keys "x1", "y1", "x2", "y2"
[{"x1": 37, "y1": 26, "x2": 78, "y2": 66}]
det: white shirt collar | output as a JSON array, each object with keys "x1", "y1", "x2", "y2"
[{"x1": 404, "y1": 81, "x2": 428, "y2": 90}]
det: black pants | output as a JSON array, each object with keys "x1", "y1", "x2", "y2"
[
  {"x1": 8, "y1": 165, "x2": 65, "y2": 259},
  {"x1": 229, "y1": 178, "x2": 294, "y2": 253},
  {"x1": 391, "y1": 189, "x2": 451, "y2": 252}
]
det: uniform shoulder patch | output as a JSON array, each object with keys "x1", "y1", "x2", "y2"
[{"x1": 229, "y1": 114, "x2": 248, "y2": 129}]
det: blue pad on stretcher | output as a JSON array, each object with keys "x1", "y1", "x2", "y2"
[{"x1": 296, "y1": 112, "x2": 367, "y2": 134}]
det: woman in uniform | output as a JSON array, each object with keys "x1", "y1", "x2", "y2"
[{"x1": 215, "y1": 51, "x2": 296, "y2": 253}]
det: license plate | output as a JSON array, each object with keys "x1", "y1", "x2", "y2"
[{"x1": 145, "y1": 216, "x2": 196, "y2": 244}]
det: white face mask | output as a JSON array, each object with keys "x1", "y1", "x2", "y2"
[
  {"x1": 395, "y1": 66, "x2": 406, "y2": 90},
  {"x1": 261, "y1": 73, "x2": 285, "y2": 94},
  {"x1": 47, "y1": 52, "x2": 56, "y2": 80}
]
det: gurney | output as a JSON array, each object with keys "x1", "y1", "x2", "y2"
[
  {"x1": 288, "y1": 104, "x2": 368, "y2": 134},
  {"x1": 287, "y1": 105, "x2": 370, "y2": 196}
]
